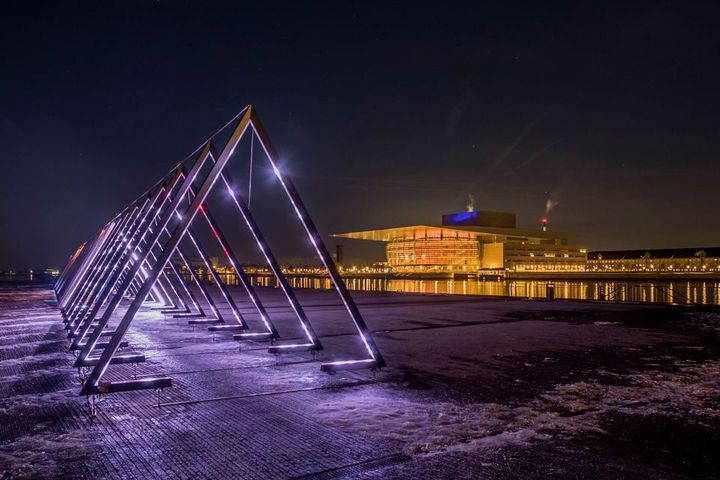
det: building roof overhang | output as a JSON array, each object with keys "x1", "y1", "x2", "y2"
[{"x1": 332, "y1": 224, "x2": 572, "y2": 242}]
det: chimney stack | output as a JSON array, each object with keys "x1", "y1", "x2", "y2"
[{"x1": 335, "y1": 244, "x2": 344, "y2": 266}]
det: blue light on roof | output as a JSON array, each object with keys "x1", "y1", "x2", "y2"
[{"x1": 444, "y1": 211, "x2": 480, "y2": 224}]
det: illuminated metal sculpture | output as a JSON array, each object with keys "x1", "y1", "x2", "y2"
[{"x1": 55, "y1": 106, "x2": 385, "y2": 400}]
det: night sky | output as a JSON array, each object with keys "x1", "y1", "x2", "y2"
[{"x1": 2, "y1": 2, "x2": 719, "y2": 270}]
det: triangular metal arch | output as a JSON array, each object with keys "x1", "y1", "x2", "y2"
[
  {"x1": 244, "y1": 111, "x2": 384, "y2": 372},
  {"x1": 67, "y1": 190, "x2": 163, "y2": 343},
  {"x1": 71, "y1": 174, "x2": 186, "y2": 359},
  {"x1": 176, "y1": 167, "x2": 278, "y2": 337},
  {"x1": 56, "y1": 106, "x2": 385, "y2": 397}
]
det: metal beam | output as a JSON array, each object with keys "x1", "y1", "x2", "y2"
[{"x1": 250, "y1": 110, "x2": 384, "y2": 368}]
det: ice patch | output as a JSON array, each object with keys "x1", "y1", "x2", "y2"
[
  {"x1": 0, "y1": 352, "x2": 70, "y2": 368},
  {"x1": 0, "y1": 388, "x2": 79, "y2": 415},
  {"x1": 0, "y1": 430, "x2": 99, "y2": 479},
  {"x1": 312, "y1": 359, "x2": 720, "y2": 456},
  {"x1": 684, "y1": 311, "x2": 720, "y2": 333},
  {"x1": 0, "y1": 365, "x2": 71, "y2": 385}
]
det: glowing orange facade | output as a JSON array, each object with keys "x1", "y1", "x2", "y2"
[{"x1": 386, "y1": 229, "x2": 480, "y2": 269}]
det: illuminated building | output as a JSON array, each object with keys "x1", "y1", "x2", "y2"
[
  {"x1": 334, "y1": 210, "x2": 587, "y2": 273},
  {"x1": 587, "y1": 248, "x2": 720, "y2": 273}
]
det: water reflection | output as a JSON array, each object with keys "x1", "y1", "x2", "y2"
[{"x1": 190, "y1": 273, "x2": 720, "y2": 305}]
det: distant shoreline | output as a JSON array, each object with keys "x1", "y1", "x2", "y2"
[
  {"x1": 243, "y1": 271, "x2": 720, "y2": 281},
  {"x1": 5, "y1": 270, "x2": 720, "y2": 283}
]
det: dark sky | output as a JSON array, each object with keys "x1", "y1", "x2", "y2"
[{"x1": 2, "y1": 1, "x2": 720, "y2": 269}]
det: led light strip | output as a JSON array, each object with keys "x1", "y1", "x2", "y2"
[
  {"x1": 70, "y1": 193, "x2": 163, "y2": 349},
  {"x1": 63, "y1": 208, "x2": 137, "y2": 319},
  {"x1": 66, "y1": 202, "x2": 147, "y2": 329},
  {"x1": 74, "y1": 177, "x2": 180, "y2": 360},
  {"x1": 213, "y1": 158, "x2": 319, "y2": 348},
  {"x1": 249, "y1": 114, "x2": 384, "y2": 367},
  {"x1": 80, "y1": 145, "x2": 217, "y2": 391}
]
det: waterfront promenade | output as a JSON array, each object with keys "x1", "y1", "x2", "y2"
[{"x1": 1, "y1": 283, "x2": 718, "y2": 479}]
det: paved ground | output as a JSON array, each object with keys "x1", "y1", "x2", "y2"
[{"x1": 1, "y1": 282, "x2": 718, "y2": 479}]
